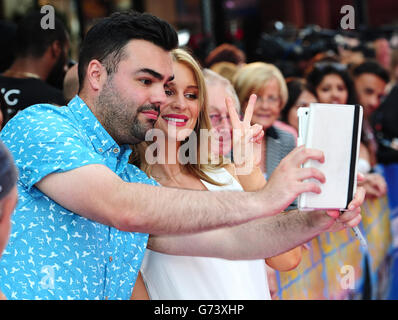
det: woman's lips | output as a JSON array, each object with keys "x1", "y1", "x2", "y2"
[
  {"x1": 162, "y1": 114, "x2": 189, "y2": 127},
  {"x1": 255, "y1": 113, "x2": 272, "y2": 118}
]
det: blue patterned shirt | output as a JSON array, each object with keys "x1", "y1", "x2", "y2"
[{"x1": 0, "y1": 95, "x2": 157, "y2": 300}]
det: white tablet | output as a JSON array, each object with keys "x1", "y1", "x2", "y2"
[{"x1": 297, "y1": 103, "x2": 363, "y2": 211}]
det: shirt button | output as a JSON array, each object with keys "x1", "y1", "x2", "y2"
[
  {"x1": 109, "y1": 256, "x2": 113, "y2": 262},
  {"x1": 98, "y1": 148, "x2": 103, "y2": 153},
  {"x1": 113, "y1": 148, "x2": 119, "y2": 154}
]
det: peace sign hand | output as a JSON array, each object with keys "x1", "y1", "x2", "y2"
[{"x1": 226, "y1": 94, "x2": 264, "y2": 175}]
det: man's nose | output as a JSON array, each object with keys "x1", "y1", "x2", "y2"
[{"x1": 151, "y1": 87, "x2": 168, "y2": 109}]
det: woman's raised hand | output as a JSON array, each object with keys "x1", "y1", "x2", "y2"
[{"x1": 226, "y1": 94, "x2": 264, "y2": 174}]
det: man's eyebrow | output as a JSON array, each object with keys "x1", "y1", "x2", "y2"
[{"x1": 136, "y1": 68, "x2": 164, "y2": 80}]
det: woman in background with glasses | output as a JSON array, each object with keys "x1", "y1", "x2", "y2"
[{"x1": 203, "y1": 68, "x2": 238, "y2": 158}]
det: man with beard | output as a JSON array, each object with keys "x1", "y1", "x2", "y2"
[
  {"x1": 0, "y1": 11, "x2": 68, "y2": 126},
  {"x1": 0, "y1": 11, "x2": 364, "y2": 300}
]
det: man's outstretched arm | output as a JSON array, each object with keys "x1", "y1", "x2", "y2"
[{"x1": 36, "y1": 146, "x2": 326, "y2": 235}]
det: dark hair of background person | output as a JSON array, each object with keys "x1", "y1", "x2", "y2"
[
  {"x1": 351, "y1": 60, "x2": 390, "y2": 84},
  {"x1": 14, "y1": 11, "x2": 68, "y2": 60},
  {"x1": 77, "y1": 10, "x2": 178, "y2": 92},
  {"x1": 0, "y1": 20, "x2": 17, "y2": 73},
  {"x1": 280, "y1": 77, "x2": 309, "y2": 123},
  {"x1": 204, "y1": 43, "x2": 246, "y2": 68},
  {"x1": 305, "y1": 62, "x2": 358, "y2": 105},
  {"x1": 0, "y1": 94, "x2": 9, "y2": 129}
]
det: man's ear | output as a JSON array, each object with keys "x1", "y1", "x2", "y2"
[
  {"x1": 85, "y1": 60, "x2": 107, "y2": 92},
  {"x1": 50, "y1": 40, "x2": 62, "y2": 59}
]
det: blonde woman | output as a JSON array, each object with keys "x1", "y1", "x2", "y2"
[
  {"x1": 129, "y1": 49, "x2": 308, "y2": 300},
  {"x1": 130, "y1": 48, "x2": 269, "y2": 299}
]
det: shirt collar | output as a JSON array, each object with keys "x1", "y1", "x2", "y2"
[
  {"x1": 266, "y1": 125, "x2": 279, "y2": 139},
  {"x1": 67, "y1": 95, "x2": 131, "y2": 157}
]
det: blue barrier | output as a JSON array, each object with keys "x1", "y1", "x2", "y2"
[{"x1": 378, "y1": 164, "x2": 398, "y2": 300}]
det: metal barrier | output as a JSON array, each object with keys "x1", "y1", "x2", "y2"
[{"x1": 275, "y1": 194, "x2": 393, "y2": 300}]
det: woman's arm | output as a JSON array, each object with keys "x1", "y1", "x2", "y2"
[
  {"x1": 265, "y1": 246, "x2": 303, "y2": 271},
  {"x1": 130, "y1": 271, "x2": 150, "y2": 300}
]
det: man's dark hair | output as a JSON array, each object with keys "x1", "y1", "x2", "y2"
[
  {"x1": 14, "y1": 11, "x2": 68, "y2": 59},
  {"x1": 351, "y1": 60, "x2": 390, "y2": 84},
  {"x1": 78, "y1": 11, "x2": 178, "y2": 91}
]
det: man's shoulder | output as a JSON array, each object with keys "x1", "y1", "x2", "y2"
[
  {"x1": 1, "y1": 103, "x2": 78, "y2": 141},
  {"x1": 6, "y1": 102, "x2": 69, "y2": 123}
]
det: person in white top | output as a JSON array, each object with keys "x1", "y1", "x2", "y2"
[{"x1": 130, "y1": 49, "x2": 362, "y2": 300}]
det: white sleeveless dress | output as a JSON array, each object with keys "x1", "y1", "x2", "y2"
[{"x1": 140, "y1": 167, "x2": 271, "y2": 300}]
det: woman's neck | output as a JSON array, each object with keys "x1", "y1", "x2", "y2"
[{"x1": 150, "y1": 138, "x2": 186, "y2": 184}]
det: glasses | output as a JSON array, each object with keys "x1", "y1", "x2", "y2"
[
  {"x1": 256, "y1": 95, "x2": 281, "y2": 107},
  {"x1": 209, "y1": 114, "x2": 231, "y2": 126}
]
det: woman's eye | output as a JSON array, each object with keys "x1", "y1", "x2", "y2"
[
  {"x1": 165, "y1": 89, "x2": 174, "y2": 96},
  {"x1": 185, "y1": 93, "x2": 198, "y2": 99}
]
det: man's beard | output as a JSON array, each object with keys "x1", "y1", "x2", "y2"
[{"x1": 96, "y1": 80, "x2": 159, "y2": 145}]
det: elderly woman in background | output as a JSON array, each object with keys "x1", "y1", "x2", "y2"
[
  {"x1": 203, "y1": 68, "x2": 239, "y2": 158},
  {"x1": 233, "y1": 62, "x2": 297, "y2": 184},
  {"x1": 203, "y1": 67, "x2": 302, "y2": 269},
  {"x1": 231, "y1": 63, "x2": 305, "y2": 299}
]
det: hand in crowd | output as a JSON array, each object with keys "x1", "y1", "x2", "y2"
[{"x1": 360, "y1": 172, "x2": 388, "y2": 199}]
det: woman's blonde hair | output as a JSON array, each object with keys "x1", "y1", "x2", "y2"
[
  {"x1": 131, "y1": 48, "x2": 227, "y2": 186},
  {"x1": 233, "y1": 62, "x2": 288, "y2": 112}
]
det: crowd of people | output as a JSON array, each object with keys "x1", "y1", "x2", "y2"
[{"x1": 0, "y1": 8, "x2": 396, "y2": 300}]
